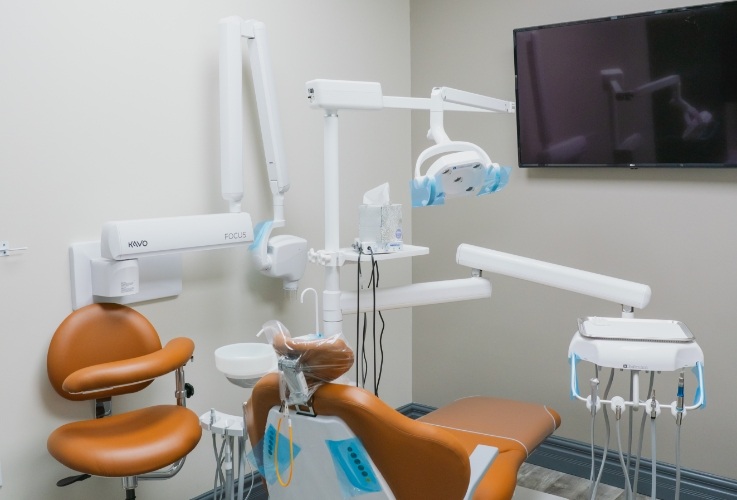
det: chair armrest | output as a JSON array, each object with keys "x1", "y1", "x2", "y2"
[
  {"x1": 62, "y1": 337, "x2": 194, "y2": 395},
  {"x1": 464, "y1": 445, "x2": 498, "y2": 500}
]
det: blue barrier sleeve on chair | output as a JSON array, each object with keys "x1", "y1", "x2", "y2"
[
  {"x1": 327, "y1": 438, "x2": 383, "y2": 496},
  {"x1": 256, "y1": 423, "x2": 302, "y2": 485}
]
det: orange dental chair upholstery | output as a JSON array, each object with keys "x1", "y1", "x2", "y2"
[
  {"x1": 246, "y1": 330, "x2": 561, "y2": 500},
  {"x1": 46, "y1": 303, "x2": 201, "y2": 499}
]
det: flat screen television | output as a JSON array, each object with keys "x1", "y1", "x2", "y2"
[{"x1": 513, "y1": 1, "x2": 737, "y2": 167}]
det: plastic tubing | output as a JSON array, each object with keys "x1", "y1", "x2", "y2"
[
  {"x1": 589, "y1": 411, "x2": 596, "y2": 485},
  {"x1": 634, "y1": 372, "x2": 656, "y2": 493},
  {"x1": 675, "y1": 425, "x2": 682, "y2": 500},
  {"x1": 590, "y1": 368, "x2": 615, "y2": 500},
  {"x1": 589, "y1": 369, "x2": 598, "y2": 488},
  {"x1": 651, "y1": 419, "x2": 657, "y2": 499},
  {"x1": 238, "y1": 436, "x2": 245, "y2": 500},
  {"x1": 225, "y1": 437, "x2": 234, "y2": 500},
  {"x1": 616, "y1": 417, "x2": 633, "y2": 499}
]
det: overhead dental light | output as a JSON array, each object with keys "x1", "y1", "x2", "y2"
[
  {"x1": 304, "y1": 79, "x2": 514, "y2": 335},
  {"x1": 411, "y1": 87, "x2": 513, "y2": 207},
  {"x1": 70, "y1": 18, "x2": 306, "y2": 309}
]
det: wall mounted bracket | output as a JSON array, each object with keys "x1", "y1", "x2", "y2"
[{"x1": 70, "y1": 241, "x2": 182, "y2": 310}]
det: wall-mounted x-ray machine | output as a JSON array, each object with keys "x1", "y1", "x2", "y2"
[{"x1": 70, "y1": 17, "x2": 306, "y2": 310}]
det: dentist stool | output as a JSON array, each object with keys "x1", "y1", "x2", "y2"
[
  {"x1": 245, "y1": 333, "x2": 560, "y2": 500},
  {"x1": 46, "y1": 303, "x2": 201, "y2": 499}
]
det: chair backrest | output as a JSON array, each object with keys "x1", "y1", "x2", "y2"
[
  {"x1": 47, "y1": 303, "x2": 162, "y2": 401},
  {"x1": 247, "y1": 373, "x2": 472, "y2": 500}
]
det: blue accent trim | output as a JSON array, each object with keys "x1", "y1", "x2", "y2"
[
  {"x1": 411, "y1": 165, "x2": 510, "y2": 207},
  {"x1": 249, "y1": 220, "x2": 273, "y2": 251},
  {"x1": 692, "y1": 362, "x2": 706, "y2": 408},
  {"x1": 477, "y1": 166, "x2": 511, "y2": 196},
  {"x1": 568, "y1": 354, "x2": 580, "y2": 400},
  {"x1": 411, "y1": 177, "x2": 443, "y2": 207}
]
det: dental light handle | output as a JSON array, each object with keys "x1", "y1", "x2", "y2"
[
  {"x1": 428, "y1": 87, "x2": 451, "y2": 144},
  {"x1": 414, "y1": 142, "x2": 492, "y2": 178}
]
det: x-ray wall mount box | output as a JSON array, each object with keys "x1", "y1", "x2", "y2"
[
  {"x1": 102, "y1": 212, "x2": 254, "y2": 260},
  {"x1": 305, "y1": 80, "x2": 383, "y2": 110},
  {"x1": 70, "y1": 241, "x2": 183, "y2": 310},
  {"x1": 90, "y1": 258, "x2": 139, "y2": 297}
]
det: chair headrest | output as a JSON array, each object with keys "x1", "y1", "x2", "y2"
[{"x1": 271, "y1": 331, "x2": 354, "y2": 384}]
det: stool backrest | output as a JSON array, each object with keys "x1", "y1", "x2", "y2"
[{"x1": 47, "y1": 303, "x2": 162, "y2": 401}]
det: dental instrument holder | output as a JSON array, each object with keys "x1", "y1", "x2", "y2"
[{"x1": 569, "y1": 317, "x2": 705, "y2": 415}]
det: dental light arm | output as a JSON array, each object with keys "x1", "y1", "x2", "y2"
[
  {"x1": 428, "y1": 87, "x2": 516, "y2": 144},
  {"x1": 220, "y1": 17, "x2": 306, "y2": 292}
]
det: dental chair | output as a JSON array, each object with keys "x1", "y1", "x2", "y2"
[
  {"x1": 46, "y1": 303, "x2": 201, "y2": 499},
  {"x1": 245, "y1": 327, "x2": 561, "y2": 500}
]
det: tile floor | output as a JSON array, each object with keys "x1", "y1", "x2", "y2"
[{"x1": 516, "y1": 463, "x2": 650, "y2": 500}]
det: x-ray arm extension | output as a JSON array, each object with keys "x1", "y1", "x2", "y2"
[
  {"x1": 219, "y1": 16, "x2": 289, "y2": 215},
  {"x1": 221, "y1": 17, "x2": 307, "y2": 292}
]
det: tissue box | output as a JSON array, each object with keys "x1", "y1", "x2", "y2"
[{"x1": 358, "y1": 204, "x2": 403, "y2": 253}]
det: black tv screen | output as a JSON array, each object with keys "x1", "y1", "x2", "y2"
[{"x1": 513, "y1": 1, "x2": 737, "y2": 167}]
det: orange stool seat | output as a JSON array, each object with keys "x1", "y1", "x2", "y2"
[
  {"x1": 420, "y1": 397, "x2": 561, "y2": 500},
  {"x1": 48, "y1": 405, "x2": 201, "y2": 478}
]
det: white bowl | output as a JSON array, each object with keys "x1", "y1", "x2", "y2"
[{"x1": 214, "y1": 343, "x2": 277, "y2": 383}]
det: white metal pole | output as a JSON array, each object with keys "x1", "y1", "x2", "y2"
[{"x1": 323, "y1": 111, "x2": 343, "y2": 336}]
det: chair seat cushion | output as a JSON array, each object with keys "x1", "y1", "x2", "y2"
[
  {"x1": 420, "y1": 396, "x2": 561, "y2": 500},
  {"x1": 48, "y1": 405, "x2": 201, "y2": 477}
]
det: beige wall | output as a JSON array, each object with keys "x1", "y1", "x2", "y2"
[
  {"x1": 0, "y1": 1, "x2": 410, "y2": 498},
  {"x1": 411, "y1": 0, "x2": 737, "y2": 481}
]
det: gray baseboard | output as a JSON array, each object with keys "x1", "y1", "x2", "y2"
[
  {"x1": 527, "y1": 435, "x2": 737, "y2": 500},
  {"x1": 192, "y1": 402, "x2": 737, "y2": 500}
]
